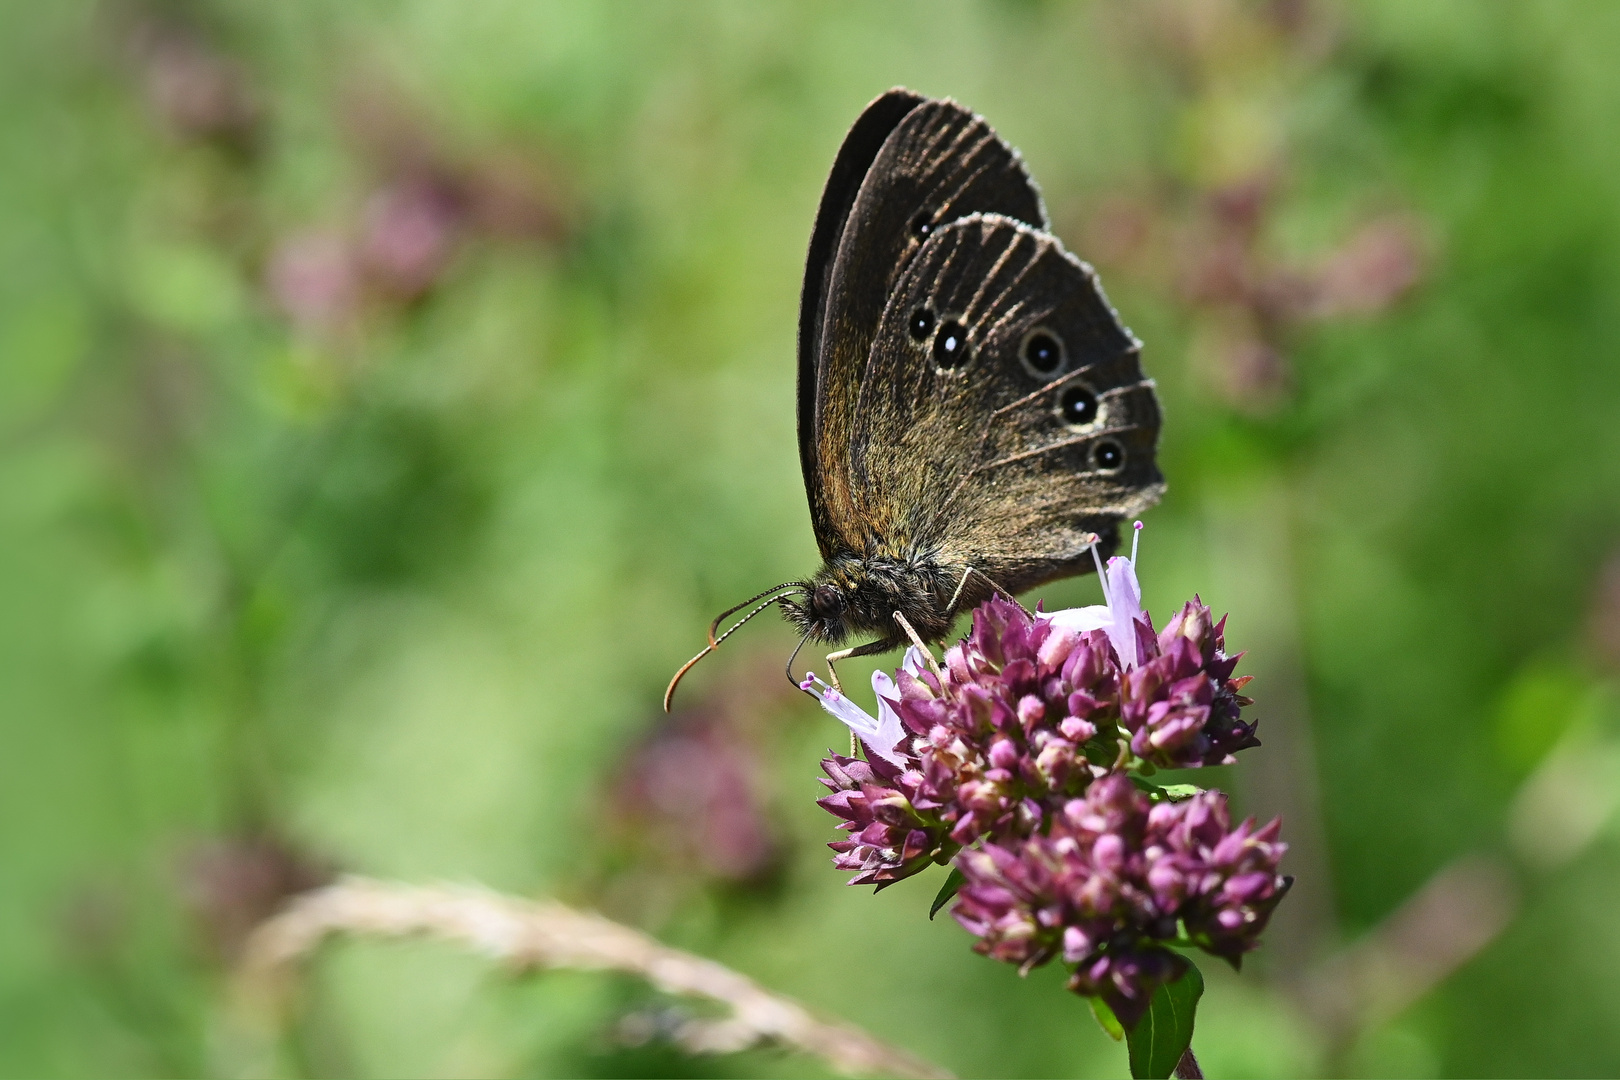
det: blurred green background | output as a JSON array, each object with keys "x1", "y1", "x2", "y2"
[{"x1": 4, "y1": 1, "x2": 1620, "y2": 1077}]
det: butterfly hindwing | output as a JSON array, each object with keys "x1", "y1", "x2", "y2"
[
  {"x1": 799, "y1": 93, "x2": 1046, "y2": 559},
  {"x1": 850, "y1": 213, "x2": 1164, "y2": 591}
]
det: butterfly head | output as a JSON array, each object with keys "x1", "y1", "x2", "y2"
[
  {"x1": 781, "y1": 555, "x2": 903, "y2": 645},
  {"x1": 810, "y1": 582, "x2": 846, "y2": 620},
  {"x1": 780, "y1": 577, "x2": 852, "y2": 645}
]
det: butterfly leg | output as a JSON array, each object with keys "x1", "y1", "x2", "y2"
[
  {"x1": 945, "y1": 566, "x2": 974, "y2": 614},
  {"x1": 946, "y1": 566, "x2": 1033, "y2": 620},
  {"x1": 823, "y1": 637, "x2": 900, "y2": 692},
  {"x1": 892, "y1": 612, "x2": 944, "y2": 679}
]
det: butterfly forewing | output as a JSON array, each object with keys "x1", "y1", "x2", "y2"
[
  {"x1": 849, "y1": 213, "x2": 1163, "y2": 591},
  {"x1": 800, "y1": 93, "x2": 1047, "y2": 559},
  {"x1": 797, "y1": 89, "x2": 924, "y2": 557}
]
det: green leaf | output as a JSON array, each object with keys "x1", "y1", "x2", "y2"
[
  {"x1": 1127, "y1": 960, "x2": 1204, "y2": 1079},
  {"x1": 1090, "y1": 996, "x2": 1125, "y2": 1041},
  {"x1": 1128, "y1": 776, "x2": 1203, "y2": 802},
  {"x1": 929, "y1": 866, "x2": 966, "y2": 920}
]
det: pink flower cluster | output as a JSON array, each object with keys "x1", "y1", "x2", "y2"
[
  {"x1": 808, "y1": 533, "x2": 1286, "y2": 1022},
  {"x1": 954, "y1": 774, "x2": 1288, "y2": 1027},
  {"x1": 1121, "y1": 598, "x2": 1260, "y2": 769}
]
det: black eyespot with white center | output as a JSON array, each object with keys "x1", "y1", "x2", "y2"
[
  {"x1": 1023, "y1": 331, "x2": 1063, "y2": 375},
  {"x1": 933, "y1": 320, "x2": 969, "y2": 369},
  {"x1": 1059, "y1": 385, "x2": 1099, "y2": 426},
  {"x1": 910, "y1": 211, "x2": 934, "y2": 239},
  {"x1": 1093, "y1": 440, "x2": 1124, "y2": 471},
  {"x1": 909, "y1": 307, "x2": 935, "y2": 342}
]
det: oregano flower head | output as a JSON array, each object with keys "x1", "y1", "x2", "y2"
[
  {"x1": 951, "y1": 773, "x2": 1289, "y2": 1027},
  {"x1": 804, "y1": 524, "x2": 1287, "y2": 1027}
]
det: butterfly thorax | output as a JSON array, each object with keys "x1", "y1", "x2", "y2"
[{"x1": 780, "y1": 550, "x2": 967, "y2": 647}]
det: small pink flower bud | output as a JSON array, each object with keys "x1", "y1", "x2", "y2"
[
  {"x1": 989, "y1": 738, "x2": 1021, "y2": 770},
  {"x1": 1017, "y1": 694, "x2": 1045, "y2": 728}
]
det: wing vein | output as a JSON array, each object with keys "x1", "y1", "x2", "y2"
[
  {"x1": 970, "y1": 422, "x2": 1139, "y2": 475},
  {"x1": 989, "y1": 356, "x2": 1146, "y2": 420},
  {"x1": 965, "y1": 232, "x2": 1029, "y2": 324},
  {"x1": 920, "y1": 124, "x2": 984, "y2": 185}
]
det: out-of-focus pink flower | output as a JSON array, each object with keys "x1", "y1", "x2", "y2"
[
  {"x1": 1589, "y1": 550, "x2": 1620, "y2": 671},
  {"x1": 180, "y1": 834, "x2": 331, "y2": 962},
  {"x1": 265, "y1": 229, "x2": 360, "y2": 330},
  {"x1": 126, "y1": 20, "x2": 260, "y2": 148},
  {"x1": 1309, "y1": 216, "x2": 1426, "y2": 318},
  {"x1": 613, "y1": 710, "x2": 780, "y2": 884},
  {"x1": 357, "y1": 180, "x2": 463, "y2": 299}
]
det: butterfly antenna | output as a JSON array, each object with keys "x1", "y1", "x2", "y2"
[
  {"x1": 707, "y1": 582, "x2": 800, "y2": 647},
  {"x1": 664, "y1": 584, "x2": 801, "y2": 712}
]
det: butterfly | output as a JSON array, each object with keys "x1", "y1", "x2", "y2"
[{"x1": 666, "y1": 88, "x2": 1163, "y2": 710}]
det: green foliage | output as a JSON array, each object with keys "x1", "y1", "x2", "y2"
[
  {"x1": 1127, "y1": 962, "x2": 1204, "y2": 1080},
  {"x1": 1492, "y1": 657, "x2": 1604, "y2": 774},
  {"x1": 1129, "y1": 777, "x2": 1203, "y2": 803},
  {"x1": 929, "y1": 866, "x2": 965, "y2": 920},
  {"x1": 0, "y1": 1, "x2": 1619, "y2": 1076},
  {"x1": 1090, "y1": 996, "x2": 1126, "y2": 1043}
]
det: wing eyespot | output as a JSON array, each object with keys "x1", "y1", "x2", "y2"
[
  {"x1": 910, "y1": 211, "x2": 934, "y2": 239},
  {"x1": 909, "y1": 306, "x2": 936, "y2": 342},
  {"x1": 1019, "y1": 327, "x2": 1066, "y2": 378},
  {"x1": 933, "y1": 318, "x2": 971, "y2": 370},
  {"x1": 1057, "y1": 384, "x2": 1099, "y2": 427},
  {"x1": 1092, "y1": 440, "x2": 1125, "y2": 471}
]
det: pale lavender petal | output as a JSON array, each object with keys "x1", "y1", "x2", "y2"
[
  {"x1": 1105, "y1": 556, "x2": 1144, "y2": 668},
  {"x1": 872, "y1": 667, "x2": 898, "y2": 702},
  {"x1": 1041, "y1": 605, "x2": 1113, "y2": 634},
  {"x1": 872, "y1": 645, "x2": 926, "y2": 701},
  {"x1": 862, "y1": 647, "x2": 928, "y2": 766},
  {"x1": 870, "y1": 696, "x2": 911, "y2": 767},
  {"x1": 803, "y1": 675, "x2": 880, "y2": 739},
  {"x1": 869, "y1": 671, "x2": 911, "y2": 768},
  {"x1": 819, "y1": 688, "x2": 881, "y2": 739},
  {"x1": 803, "y1": 672, "x2": 911, "y2": 768}
]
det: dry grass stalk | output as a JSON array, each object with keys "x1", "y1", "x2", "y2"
[{"x1": 234, "y1": 875, "x2": 951, "y2": 1079}]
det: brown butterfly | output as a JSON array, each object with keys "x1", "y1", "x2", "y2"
[{"x1": 666, "y1": 89, "x2": 1163, "y2": 710}]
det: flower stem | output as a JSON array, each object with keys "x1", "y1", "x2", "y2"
[{"x1": 1173, "y1": 1047, "x2": 1203, "y2": 1078}]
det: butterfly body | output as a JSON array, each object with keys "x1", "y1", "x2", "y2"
[
  {"x1": 663, "y1": 89, "x2": 1164, "y2": 710},
  {"x1": 780, "y1": 548, "x2": 962, "y2": 649}
]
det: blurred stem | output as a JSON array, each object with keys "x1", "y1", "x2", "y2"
[
  {"x1": 1203, "y1": 476, "x2": 1337, "y2": 971},
  {"x1": 209, "y1": 390, "x2": 369, "y2": 830}
]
